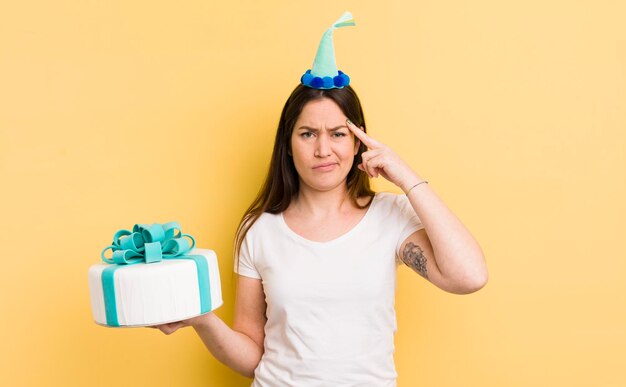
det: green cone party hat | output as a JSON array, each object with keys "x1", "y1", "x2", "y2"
[{"x1": 301, "y1": 12, "x2": 355, "y2": 89}]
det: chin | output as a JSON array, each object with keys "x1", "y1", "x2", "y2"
[{"x1": 301, "y1": 178, "x2": 347, "y2": 193}]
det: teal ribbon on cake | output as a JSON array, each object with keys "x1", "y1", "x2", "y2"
[{"x1": 100, "y1": 222, "x2": 212, "y2": 327}]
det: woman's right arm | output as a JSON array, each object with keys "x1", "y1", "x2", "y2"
[{"x1": 157, "y1": 275, "x2": 267, "y2": 378}]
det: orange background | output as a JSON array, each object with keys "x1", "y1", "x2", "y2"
[{"x1": 1, "y1": 1, "x2": 624, "y2": 386}]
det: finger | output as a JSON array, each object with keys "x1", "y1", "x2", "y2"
[
  {"x1": 156, "y1": 325, "x2": 171, "y2": 334},
  {"x1": 358, "y1": 162, "x2": 379, "y2": 178},
  {"x1": 361, "y1": 154, "x2": 378, "y2": 178},
  {"x1": 157, "y1": 321, "x2": 184, "y2": 335},
  {"x1": 358, "y1": 157, "x2": 371, "y2": 177},
  {"x1": 366, "y1": 150, "x2": 391, "y2": 178},
  {"x1": 162, "y1": 325, "x2": 179, "y2": 335},
  {"x1": 359, "y1": 153, "x2": 373, "y2": 177},
  {"x1": 346, "y1": 119, "x2": 381, "y2": 149},
  {"x1": 368, "y1": 154, "x2": 388, "y2": 178},
  {"x1": 360, "y1": 148, "x2": 384, "y2": 174},
  {"x1": 346, "y1": 119, "x2": 374, "y2": 148},
  {"x1": 362, "y1": 148, "x2": 384, "y2": 159}
]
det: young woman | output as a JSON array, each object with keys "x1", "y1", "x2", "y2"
[{"x1": 157, "y1": 84, "x2": 488, "y2": 386}]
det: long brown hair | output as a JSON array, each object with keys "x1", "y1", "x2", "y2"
[{"x1": 234, "y1": 84, "x2": 375, "y2": 260}]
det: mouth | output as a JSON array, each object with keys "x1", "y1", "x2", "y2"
[{"x1": 313, "y1": 162, "x2": 338, "y2": 171}]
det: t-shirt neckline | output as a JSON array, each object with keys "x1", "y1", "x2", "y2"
[{"x1": 278, "y1": 193, "x2": 380, "y2": 247}]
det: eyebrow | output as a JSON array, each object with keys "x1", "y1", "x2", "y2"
[{"x1": 297, "y1": 125, "x2": 347, "y2": 132}]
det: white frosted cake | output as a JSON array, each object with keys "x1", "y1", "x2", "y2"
[{"x1": 88, "y1": 248, "x2": 223, "y2": 327}]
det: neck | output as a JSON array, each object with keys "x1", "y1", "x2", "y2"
[{"x1": 291, "y1": 183, "x2": 353, "y2": 217}]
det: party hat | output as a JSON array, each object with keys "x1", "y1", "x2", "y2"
[{"x1": 301, "y1": 12, "x2": 355, "y2": 89}]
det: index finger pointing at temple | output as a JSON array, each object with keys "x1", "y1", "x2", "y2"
[{"x1": 346, "y1": 119, "x2": 380, "y2": 149}]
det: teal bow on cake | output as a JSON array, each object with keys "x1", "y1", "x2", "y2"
[
  {"x1": 98, "y1": 222, "x2": 211, "y2": 327},
  {"x1": 101, "y1": 222, "x2": 195, "y2": 265}
]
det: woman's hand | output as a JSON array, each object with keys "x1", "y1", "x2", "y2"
[
  {"x1": 151, "y1": 313, "x2": 210, "y2": 335},
  {"x1": 346, "y1": 119, "x2": 423, "y2": 193}
]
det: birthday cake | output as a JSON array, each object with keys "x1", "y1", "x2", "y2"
[{"x1": 88, "y1": 223, "x2": 223, "y2": 327}]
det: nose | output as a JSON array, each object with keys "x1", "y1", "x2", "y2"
[{"x1": 314, "y1": 133, "x2": 331, "y2": 158}]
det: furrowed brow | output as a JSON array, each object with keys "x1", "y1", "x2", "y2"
[{"x1": 297, "y1": 125, "x2": 347, "y2": 131}]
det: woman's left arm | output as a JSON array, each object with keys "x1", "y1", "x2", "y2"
[{"x1": 347, "y1": 120, "x2": 488, "y2": 294}]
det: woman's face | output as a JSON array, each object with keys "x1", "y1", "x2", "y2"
[{"x1": 290, "y1": 98, "x2": 360, "y2": 193}]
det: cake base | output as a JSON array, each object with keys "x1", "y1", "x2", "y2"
[{"x1": 88, "y1": 248, "x2": 222, "y2": 327}]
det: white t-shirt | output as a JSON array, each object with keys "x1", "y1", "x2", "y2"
[{"x1": 236, "y1": 192, "x2": 423, "y2": 387}]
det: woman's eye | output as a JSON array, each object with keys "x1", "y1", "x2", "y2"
[
  {"x1": 301, "y1": 132, "x2": 314, "y2": 138},
  {"x1": 332, "y1": 132, "x2": 347, "y2": 138}
]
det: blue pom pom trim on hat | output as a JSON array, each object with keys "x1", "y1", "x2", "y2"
[{"x1": 301, "y1": 69, "x2": 350, "y2": 89}]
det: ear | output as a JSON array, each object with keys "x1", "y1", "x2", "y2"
[{"x1": 353, "y1": 138, "x2": 360, "y2": 156}]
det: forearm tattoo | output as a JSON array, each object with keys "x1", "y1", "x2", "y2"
[{"x1": 402, "y1": 242, "x2": 428, "y2": 279}]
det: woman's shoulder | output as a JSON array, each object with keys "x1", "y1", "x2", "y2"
[
  {"x1": 246, "y1": 211, "x2": 281, "y2": 236},
  {"x1": 368, "y1": 191, "x2": 413, "y2": 216},
  {"x1": 372, "y1": 191, "x2": 408, "y2": 206}
]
